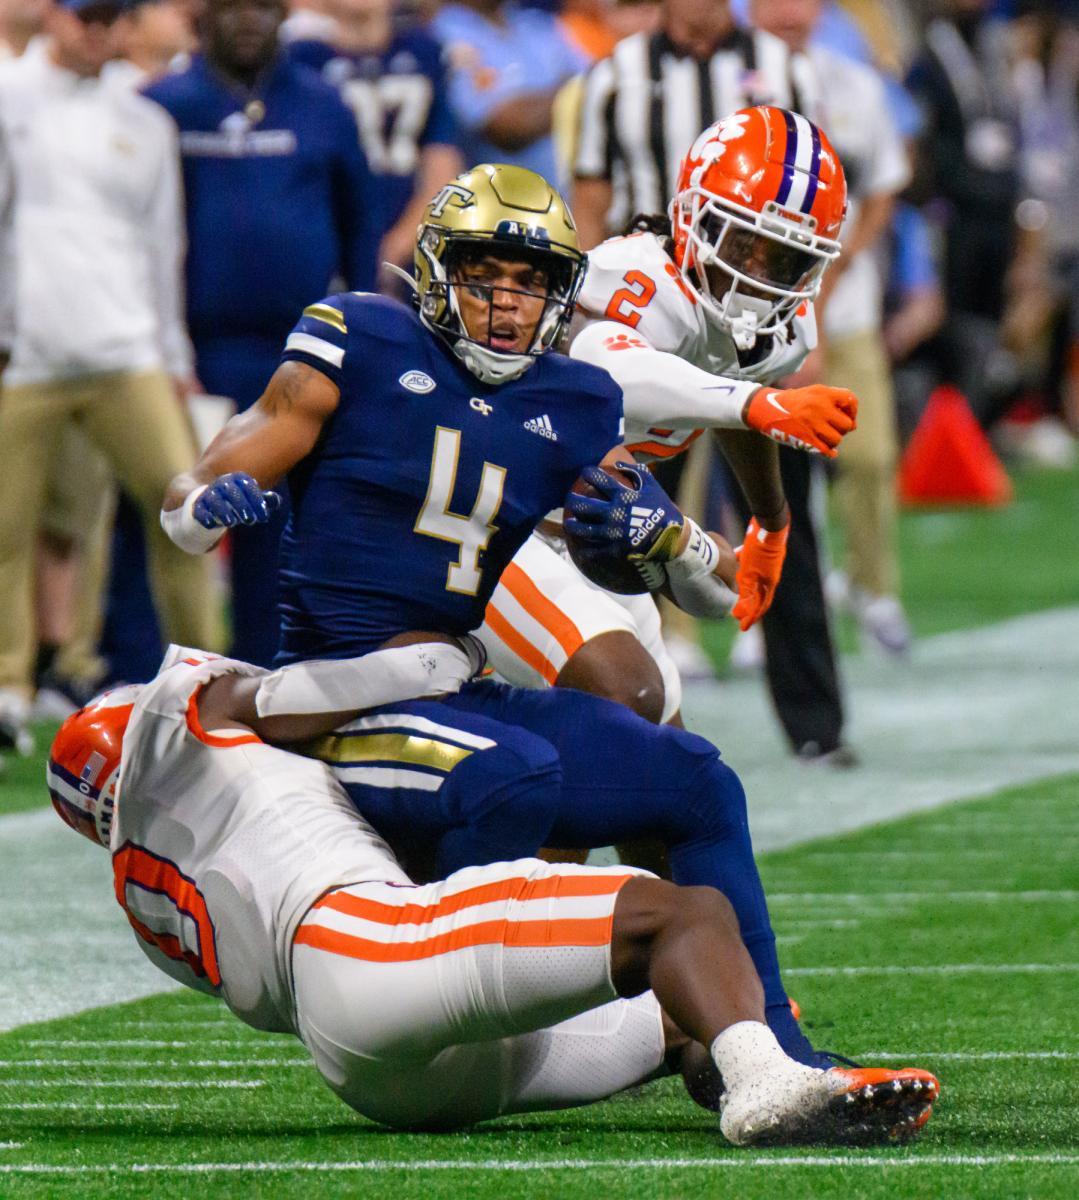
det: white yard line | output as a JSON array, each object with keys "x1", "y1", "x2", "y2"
[
  {"x1": 3, "y1": 606, "x2": 1078, "y2": 1033},
  {"x1": 17, "y1": 1080, "x2": 264, "y2": 1090},
  {"x1": 17, "y1": 1040, "x2": 291, "y2": 1049},
  {"x1": 784, "y1": 963, "x2": 1079, "y2": 976},
  {"x1": 767, "y1": 891, "x2": 1078, "y2": 903},
  {"x1": 1, "y1": 1102, "x2": 179, "y2": 1111},
  {"x1": 0, "y1": 1155, "x2": 1076, "y2": 1174},
  {"x1": 855, "y1": 1052, "x2": 1078, "y2": 1060},
  {"x1": 0, "y1": 1059, "x2": 308, "y2": 1069}
]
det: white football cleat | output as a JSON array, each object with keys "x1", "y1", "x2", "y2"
[{"x1": 720, "y1": 1064, "x2": 940, "y2": 1146}]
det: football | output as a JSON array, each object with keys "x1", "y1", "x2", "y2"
[{"x1": 563, "y1": 465, "x2": 654, "y2": 595}]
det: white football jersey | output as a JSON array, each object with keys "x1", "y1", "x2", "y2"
[
  {"x1": 112, "y1": 649, "x2": 409, "y2": 1033},
  {"x1": 574, "y1": 233, "x2": 817, "y2": 459}
]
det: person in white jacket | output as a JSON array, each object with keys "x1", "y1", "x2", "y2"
[{"x1": 0, "y1": 0, "x2": 221, "y2": 753}]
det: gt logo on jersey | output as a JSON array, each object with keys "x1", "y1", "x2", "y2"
[
  {"x1": 470, "y1": 396, "x2": 493, "y2": 415},
  {"x1": 428, "y1": 183, "x2": 474, "y2": 218}
]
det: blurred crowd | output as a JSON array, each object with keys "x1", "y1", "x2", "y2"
[{"x1": 0, "y1": 0, "x2": 1076, "y2": 757}]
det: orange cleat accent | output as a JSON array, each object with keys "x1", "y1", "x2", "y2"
[
  {"x1": 825, "y1": 1066, "x2": 941, "y2": 1144},
  {"x1": 788, "y1": 997, "x2": 802, "y2": 1021}
]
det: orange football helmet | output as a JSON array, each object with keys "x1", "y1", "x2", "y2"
[
  {"x1": 46, "y1": 686, "x2": 142, "y2": 848},
  {"x1": 671, "y1": 106, "x2": 847, "y2": 350}
]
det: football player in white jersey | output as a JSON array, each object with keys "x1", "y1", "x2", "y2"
[
  {"x1": 47, "y1": 643, "x2": 940, "y2": 1142},
  {"x1": 478, "y1": 105, "x2": 857, "y2": 725}
]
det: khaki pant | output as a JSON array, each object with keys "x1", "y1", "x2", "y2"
[
  {"x1": 0, "y1": 369, "x2": 223, "y2": 696},
  {"x1": 825, "y1": 329, "x2": 901, "y2": 598}
]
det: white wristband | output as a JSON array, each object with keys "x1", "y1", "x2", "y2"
[
  {"x1": 255, "y1": 640, "x2": 483, "y2": 717},
  {"x1": 664, "y1": 518, "x2": 737, "y2": 619},
  {"x1": 160, "y1": 486, "x2": 226, "y2": 555}
]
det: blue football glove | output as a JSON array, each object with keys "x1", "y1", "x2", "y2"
[
  {"x1": 192, "y1": 473, "x2": 281, "y2": 530},
  {"x1": 563, "y1": 463, "x2": 684, "y2": 564}
]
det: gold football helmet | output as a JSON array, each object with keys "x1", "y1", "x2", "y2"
[{"x1": 414, "y1": 163, "x2": 587, "y2": 383}]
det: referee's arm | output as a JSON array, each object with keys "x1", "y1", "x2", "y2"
[{"x1": 571, "y1": 56, "x2": 617, "y2": 249}]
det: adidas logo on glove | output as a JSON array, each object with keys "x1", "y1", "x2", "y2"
[{"x1": 523, "y1": 414, "x2": 558, "y2": 442}]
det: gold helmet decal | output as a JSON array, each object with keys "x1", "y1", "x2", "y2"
[{"x1": 414, "y1": 164, "x2": 586, "y2": 384}]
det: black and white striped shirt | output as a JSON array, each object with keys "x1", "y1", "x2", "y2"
[{"x1": 575, "y1": 27, "x2": 818, "y2": 233}]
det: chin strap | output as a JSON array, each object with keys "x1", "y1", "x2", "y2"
[
  {"x1": 382, "y1": 262, "x2": 419, "y2": 293},
  {"x1": 728, "y1": 307, "x2": 761, "y2": 352}
]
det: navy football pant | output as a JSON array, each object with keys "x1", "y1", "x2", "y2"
[{"x1": 333, "y1": 681, "x2": 813, "y2": 1064}]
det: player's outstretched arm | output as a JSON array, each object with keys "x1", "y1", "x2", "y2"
[
  {"x1": 161, "y1": 362, "x2": 340, "y2": 553},
  {"x1": 571, "y1": 320, "x2": 858, "y2": 454}
]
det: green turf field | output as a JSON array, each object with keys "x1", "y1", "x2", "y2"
[
  {"x1": 1, "y1": 774, "x2": 1076, "y2": 1198},
  {"x1": 701, "y1": 462, "x2": 1079, "y2": 663}
]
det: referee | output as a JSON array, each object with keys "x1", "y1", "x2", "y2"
[
  {"x1": 571, "y1": 0, "x2": 852, "y2": 765},
  {"x1": 572, "y1": 0, "x2": 813, "y2": 247}
]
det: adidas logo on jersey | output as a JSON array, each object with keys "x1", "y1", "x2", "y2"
[{"x1": 523, "y1": 414, "x2": 558, "y2": 441}]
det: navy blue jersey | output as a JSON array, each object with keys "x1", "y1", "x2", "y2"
[
  {"x1": 287, "y1": 28, "x2": 456, "y2": 235},
  {"x1": 275, "y1": 294, "x2": 624, "y2": 662},
  {"x1": 143, "y1": 55, "x2": 380, "y2": 343}
]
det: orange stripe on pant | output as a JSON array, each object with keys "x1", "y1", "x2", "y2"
[
  {"x1": 311, "y1": 872, "x2": 633, "y2": 927},
  {"x1": 484, "y1": 603, "x2": 560, "y2": 685},
  {"x1": 498, "y1": 562, "x2": 586, "y2": 661},
  {"x1": 293, "y1": 914, "x2": 617, "y2": 963}
]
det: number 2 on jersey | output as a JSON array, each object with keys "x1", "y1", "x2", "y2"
[
  {"x1": 605, "y1": 270, "x2": 657, "y2": 329},
  {"x1": 415, "y1": 426, "x2": 506, "y2": 595}
]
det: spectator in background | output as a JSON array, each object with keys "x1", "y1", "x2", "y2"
[
  {"x1": 906, "y1": 0, "x2": 1033, "y2": 424},
  {"x1": 113, "y1": 0, "x2": 197, "y2": 81},
  {"x1": 143, "y1": 0, "x2": 380, "y2": 667},
  {"x1": 432, "y1": 0, "x2": 587, "y2": 188},
  {"x1": 288, "y1": 0, "x2": 462, "y2": 288},
  {"x1": 883, "y1": 199, "x2": 946, "y2": 440},
  {"x1": 280, "y1": 0, "x2": 337, "y2": 44},
  {"x1": 1012, "y1": 0, "x2": 1079, "y2": 444},
  {"x1": 0, "y1": 0, "x2": 221, "y2": 753},
  {"x1": 0, "y1": 0, "x2": 49, "y2": 58},
  {"x1": 751, "y1": 0, "x2": 914, "y2": 657}
]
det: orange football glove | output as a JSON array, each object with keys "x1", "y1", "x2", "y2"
[
  {"x1": 744, "y1": 385, "x2": 858, "y2": 457},
  {"x1": 731, "y1": 516, "x2": 790, "y2": 631}
]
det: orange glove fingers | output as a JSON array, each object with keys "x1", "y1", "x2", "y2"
[{"x1": 730, "y1": 517, "x2": 790, "y2": 631}]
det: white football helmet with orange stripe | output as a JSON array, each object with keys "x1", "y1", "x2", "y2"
[
  {"x1": 47, "y1": 687, "x2": 142, "y2": 849},
  {"x1": 671, "y1": 105, "x2": 847, "y2": 350}
]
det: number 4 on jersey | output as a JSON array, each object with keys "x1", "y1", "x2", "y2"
[{"x1": 415, "y1": 426, "x2": 506, "y2": 595}]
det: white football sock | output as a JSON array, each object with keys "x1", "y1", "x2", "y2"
[{"x1": 710, "y1": 1020, "x2": 810, "y2": 1091}]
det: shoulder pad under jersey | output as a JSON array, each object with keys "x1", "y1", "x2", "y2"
[{"x1": 579, "y1": 234, "x2": 700, "y2": 356}]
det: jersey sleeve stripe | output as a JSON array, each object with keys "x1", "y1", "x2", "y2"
[
  {"x1": 302, "y1": 303, "x2": 348, "y2": 335},
  {"x1": 498, "y1": 562, "x2": 585, "y2": 660},
  {"x1": 625, "y1": 428, "x2": 704, "y2": 459},
  {"x1": 184, "y1": 687, "x2": 263, "y2": 749},
  {"x1": 285, "y1": 332, "x2": 345, "y2": 369}
]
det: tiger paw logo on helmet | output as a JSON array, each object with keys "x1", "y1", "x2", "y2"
[{"x1": 670, "y1": 106, "x2": 847, "y2": 352}]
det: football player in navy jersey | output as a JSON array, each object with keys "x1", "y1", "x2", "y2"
[
  {"x1": 161, "y1": 165, "x2": 835, "y2": 1069},
  {"x1": 286, "y1": 0, "x2": 463, "y2": 287}
]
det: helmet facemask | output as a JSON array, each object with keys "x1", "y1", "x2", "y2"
[
  {"x1": 673, "y1": 188, "x2": 840, "y2": 352},
  {"x1": 417, "y1": 229, "x2": 586, "y2": 384}
]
